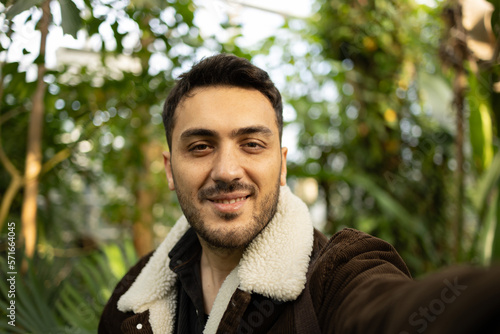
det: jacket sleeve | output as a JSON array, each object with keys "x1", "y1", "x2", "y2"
[{"x1": 310, "y1": 228, "x2": 500, "y2": 334}]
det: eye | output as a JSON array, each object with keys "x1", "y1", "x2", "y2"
[
  {"x1": 191, "y1": 144, "x2": 210, "y2": 151},
  {"x1": 188, "y1": 143, "x2": 213, "y2": 155},
  {"x1": 242, "y1": 141, "x2": 265, "y2": 152}
]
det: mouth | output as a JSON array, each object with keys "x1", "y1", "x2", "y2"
[
  {"x1": 206, "y1": 194, "x2": 251, "y2": 213},
  {"x1": 211, "y1": 196, "x2": 249, "y2": 204}
]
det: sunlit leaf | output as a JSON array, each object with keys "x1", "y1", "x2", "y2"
[{"x1": 469, "y1": 70, "x2": 494, "y2": 171}]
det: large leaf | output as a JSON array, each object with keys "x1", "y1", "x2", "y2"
[
  {"x1": 5, "y1": 0, "x2": 42, "y2": 20},
  {"x1": 57, "y1": 0, "x2": 82, "y2": 38},
  {"x1": 469, "y1": 103, "x2": 494, "y2": 170},
  {"x1": 468, "y1": 69, "x2": 495, "y2": 172}
]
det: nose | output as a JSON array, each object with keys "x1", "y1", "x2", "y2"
[{"x1": 210, "y1": 144, "x2": 244, "y2": 183}]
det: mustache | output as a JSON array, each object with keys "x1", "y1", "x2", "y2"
[{"x1": 198, "y1": 181, "x2": 256, "y2": 200}]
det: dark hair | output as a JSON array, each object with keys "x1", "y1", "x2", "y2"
[{"x1": 162, "y1": 54, "x2": 283, "y2": 149}]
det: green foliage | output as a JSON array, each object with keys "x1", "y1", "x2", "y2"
[
  {"x1": 462, "y1": 2, "x2": 500, "y2": 265},
  {"x1": 0, "y1": 0, "x2": 250, "y2": 330},
  {"x1": 0, "y1": 241, "x2": 137, "y2": 333},
  {"x1": 469, "y1": 150, "x2": 500, "y2": 263},
  {"x1": 268, "y1": 0, "x2": 456, "y2": 274},
  {"x1": 56, "y1": 241, "x2": 138, "y2": 332},
  {"x1": 471, "y1": 151, "x2": 500, "y2": 215},
  {"x1": 468, "y1": 70, "x2": 495, "y2": 171},
  {"x1": 1, "y1": 0, "x2": 248, "y2": 241},
  {"x1": 5, "y1": 0, "x2": 42, "y2": 20},
  {"x1": 0, "y1": 257, "x2": 60, "y2": 333},
  {"x1": 5, "y1": 0, "x2": 82, "y2": 38},
  {"x1": 58, "y1": 0, "x2": 82, "y2": 38},
  {"x1": 257, "y1": 0, "x2": 498, "y2": 275}
]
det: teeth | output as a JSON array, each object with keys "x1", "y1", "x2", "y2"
[{"x1": 214, "y1": 197, "x2": 246, "y2": 204}]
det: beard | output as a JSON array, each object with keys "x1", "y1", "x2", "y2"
[{"x1": 174, "y1": 177, "x2": 281, "y2": 250}]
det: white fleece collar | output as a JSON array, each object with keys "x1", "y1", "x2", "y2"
[{"x1": 117, "y1": 185, "x2": 314, "y2": 334}]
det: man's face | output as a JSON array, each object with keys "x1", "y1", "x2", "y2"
[{"x1": 163, "y1": 86, "x2": 287, "y2": 249}]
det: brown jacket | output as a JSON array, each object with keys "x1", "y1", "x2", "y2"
[{"x1": 99, "y1": 187, "x2": 500, "y2": 333}]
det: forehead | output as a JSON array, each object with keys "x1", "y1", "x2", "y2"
[{"x1": 172, "y1": 86, "x2": 278, "y2": 140}]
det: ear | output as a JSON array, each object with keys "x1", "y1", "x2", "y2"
[
  {"x1": 280, "y1": 147, "x2": 288, "y2": 186},
  {"x1": 162, "y1": 151, "x2": 175, "y2": 191}
]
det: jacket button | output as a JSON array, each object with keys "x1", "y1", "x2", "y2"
[{"x1": 136, "y1": 323, "x2": 143, "y2": 330}]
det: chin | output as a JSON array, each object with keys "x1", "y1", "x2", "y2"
[{"x1": 198, "y1": 220, "x2": 265, "y2": 250}]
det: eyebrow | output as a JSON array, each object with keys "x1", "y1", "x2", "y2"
[
  {"x1": 231, "y1": 126, "x2": 273, "y2": 138},
  {"x1": 180, "y1": 126, "x2": 273, "y2": 141},
  {"x1": 180, "y1": 128, "x2": 217, "y2": 141}
]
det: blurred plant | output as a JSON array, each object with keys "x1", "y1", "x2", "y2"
[
  {"x1": 0, "y1": 1, "x2": 251, "y2": 331},
  {"x1": 0, "y1": 240, "x2": 137, "y2": 333},
  {"x1": 0, "y1": 0, "x2": 250, "y2": 259},
  {"x1": 444, "y1": 0, "x2": 500, "y2": 264},
  {"x1": 257, "y1": 0, "x2": 456, "y2": 274},
  {"x1": 269, "y1": 0, "x2": 500, "y2": 274},
  {"x1": 250, "y1": 0, "x2": 498, "y2": 275}
]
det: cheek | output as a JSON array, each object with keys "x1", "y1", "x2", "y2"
[
  {"x1": 173, "y1": 162, "x2": 208, "y2": 192},
  {"x1": 246, "y1": 160, "x2": 281, "y2": 186}
]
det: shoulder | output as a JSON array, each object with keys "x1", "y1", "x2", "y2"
[
  {"x1": 98, "y1": 252, "x2": 155, "y2": 333},
  {"x1": 307, "y1": 228, "x2": 412, "y2": 332},
  {"x1": 316, "y1": 228, "x2": 411, "y2": 276},
  {"x1": 308, "y1": 227, "x2": 412, "y2": 307}
]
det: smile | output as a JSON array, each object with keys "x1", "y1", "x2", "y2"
[
  {"x1": 207, "y1": 194, "x2": 251, "y2": 214},
  {"x1": 212, "y1": 197, "x2": 247, "y2": 204}
]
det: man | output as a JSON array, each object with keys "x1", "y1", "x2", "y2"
[{"x1": 99, "y1": 54, "x2": 500, "y2": 334}]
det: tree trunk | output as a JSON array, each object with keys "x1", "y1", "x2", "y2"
[
  {"x1": 131, "y1": 117, "x2": 156, "y2": 257},
  {"x1": 133, "y1": 187, "x2": 154, "y2": 257},
  {"x1": 454, "y1": 67, "x2": 466, "y2": 261},
  {"x1": 21, "y1": 0, "x2": 50, "y2": 259},
  {"x1": 449, "y1": 3, "x2": 468, "y2": 261}
]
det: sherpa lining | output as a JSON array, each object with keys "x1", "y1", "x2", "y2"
[{"x1": 117, "y1": 185, "x2": 314, "y2": 334}]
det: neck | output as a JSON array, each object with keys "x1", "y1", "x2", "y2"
[
  {"x1": 198, "y1": 237, "x2": 244, "y2": 314},
  {"x1": 199, "y1": 237, "x2": 244, "y2": 282}
]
